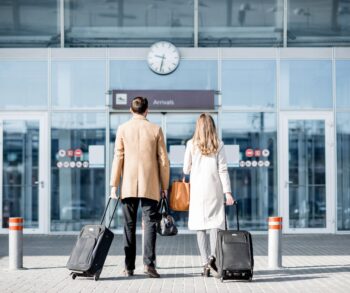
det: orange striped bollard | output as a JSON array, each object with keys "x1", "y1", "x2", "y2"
[
  {"x1": 268, "y1": 217, "x2": 282, "y2": 269},
  {"x1": 8, "y1": 217, "x2": 23, "y2": 270}
]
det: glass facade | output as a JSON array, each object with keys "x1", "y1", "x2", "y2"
[
  {"x1": 65, "y1": 0, "x2": 194, "y2": 47},
  {"x1": 337, "y1": 113, "x2": 350, "y2": 231},
  {"x1": 199, "y1": 0, "x2": 283, "y2": 47},
  {"x1": 0, "y1": 47, "x2": 349, "y2": 233},
  {"x1": 288, "y1": 0, "x2": 350, "y2": 46},
  {"x1": 2, "y1": 120, "x2": 39, "y2": 229},
  {"x1": 51, "y1": 60, "x2": 106, "y2": 108},
  {"x1": 221, "y1": 112, "x2": 277, "y2": 230},
  {"x1": 336, "y1": 60, "x2": 350, "y2": 109},
  {"x1": 222, "y1": 60, "x2": 276, "y2": 109},
  {"x1": 288, "y1": 120, "x2": 326, "y2": 228},
  {"x1": 0, "y1": 61, "x2": 48, "y2": 109},
  {"x1": 50, "y1": 112, "x2": 106, "y2": 231},
  {"x1": 0, "y1": 0, "x2": 60, "y2": 48},
  {"x1": 280, "y1": 60, "x2": 333, "y2": 109},
  {"x1": 1, "y1": 0, "x2": 350, "y2": 48}
]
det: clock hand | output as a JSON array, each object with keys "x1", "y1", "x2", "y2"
[{"x1": 160, "y1": 57, "x2": 164, "y2": 72}]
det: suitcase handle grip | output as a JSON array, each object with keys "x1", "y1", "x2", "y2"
[
  {"x1": 224, "y1": 200, "x2": 239, "y2": 231},
  {"x1": 101, "y1": 196, "x2": 120, "y2": 228}
]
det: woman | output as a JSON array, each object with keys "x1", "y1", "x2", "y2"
[{"x1": 183, "y1": 113, "x2": 235, "y2": 277}]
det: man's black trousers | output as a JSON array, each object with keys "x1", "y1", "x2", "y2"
[{"x1": 121, "y1": 197, "x2": 159, "y2": 270}]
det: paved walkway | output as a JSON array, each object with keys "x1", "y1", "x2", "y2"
[{"x1": 0, "y1": 234, "x2": 350, "y2": 292}]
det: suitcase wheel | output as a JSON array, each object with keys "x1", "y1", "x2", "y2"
[
  {"x1": 94, "y1": 270, "x2": 102, "y2": 281},
  {"x1": 71, "y1": 273, "x2": 77, "y2": 280}
]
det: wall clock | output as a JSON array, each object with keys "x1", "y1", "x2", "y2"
[{"x1": 147, "y1": 41, "x2": 180, "y2": 75}]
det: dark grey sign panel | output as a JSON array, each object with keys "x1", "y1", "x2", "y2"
[{"x1": 112, "y1": 90, "x2": 215, "y2": 110}]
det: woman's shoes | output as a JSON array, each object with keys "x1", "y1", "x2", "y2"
[
  {"x1": 201, "y1": 264, "x2": 210, "y2": 277},
  {"x1": 208, "y1": 255, "x2": 220, "y2": 278}
]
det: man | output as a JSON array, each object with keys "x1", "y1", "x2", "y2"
[{"x1": 110, "y1": 96, "x2": 170, "y2": 278}]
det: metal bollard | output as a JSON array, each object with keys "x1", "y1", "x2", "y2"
[
  {"x1": 8, "y1": 217, "x2": 23, "y2": 270},
  {"x1": 268, "y1": 216, "x2": 282, "y2": 269}
]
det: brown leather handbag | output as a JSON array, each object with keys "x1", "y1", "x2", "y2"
[{"x1": 169, "y1": 178, "x2": 190, "y2": 212}]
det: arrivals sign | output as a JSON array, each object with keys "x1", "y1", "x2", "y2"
[{"x1": 112, "y1": 90, "x2": 215, "y2": 110}]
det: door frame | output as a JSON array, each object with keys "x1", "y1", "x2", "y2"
[
  {"x1": 0, "y1": 112, "x2": 49, "y2": 234},
  {"x1": 279, "y1": 111, "x2": 335, "y2": 234}
]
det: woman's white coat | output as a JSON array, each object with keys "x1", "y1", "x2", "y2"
[{"x1": 183, "y1": 139, "x2": 231, "y2": 230}]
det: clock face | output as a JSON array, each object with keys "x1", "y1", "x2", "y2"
[{"x1": 147, "y1": 41, "x2": 180, "y2": 75}]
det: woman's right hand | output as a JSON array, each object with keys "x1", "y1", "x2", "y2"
[{"x1": 225, "y1": 193, "x2": 235, "y2": 205}]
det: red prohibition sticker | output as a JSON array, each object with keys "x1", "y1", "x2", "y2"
[
  {"x1": 254, "y1": 149, "x2": 261, "y2": 157},
  {"x1": 66, "y1": 149, "x2": 74, "y2": 157},
  {"x1": 74, "y1": 149, "x2": 83, "y2": 157},
  {"x1": 245, "y1": 149, "x2": 254, "y2": 157}
]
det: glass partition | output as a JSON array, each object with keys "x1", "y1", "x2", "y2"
[
  {"x1": 221, "y1": 112, "x2": 277, "y2": 230},
  {"x1": 199, "y1": 0, "x2": 283, "y2": 47},
  {"x1": 110, "y1": 60, "x2": 217, "y2": 90},
  {"x1": 51, "y1": 112, "x2": 106, "y2": 231},
  {"x1": 2, "y1": 120, "x2": 40, "y2": 229},
  {"x1": 280, "y1": 60, "x2": 332, "y2": 109},
  {"x1": 0, "y1": 0, "x2": 59, "y2": 47},
  {"x1": 51, "y1": 60, "x2": 106, "y2": 108},
  {"x1": 65, "y1": 0, "x2": 194, "y2": 47},
  {"x1": 165, "y1": 114, "x2": 203, "y2": 228},
  {"x1": 288, "y1": 0, "x2": 350, "y2": 46},
  {"x1": 288, "y1": 120, "x2": 326, "y2": 228},
  {"x1": 222, "y1": 60, "x2": 276, "y2": 109},
  {"x1": 337, "y1": 113, "x2": 350, "y2": 231},
  {"x1": 336, "y1": 61, "x2": 350, "y2": 109},
  {"x1": 0, "y1": 61, "x2": 48, "y2": 109}
]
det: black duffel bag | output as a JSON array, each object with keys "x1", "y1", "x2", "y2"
[{"x1": 156, "y1": 198, "x2": 178, "y2": 236}]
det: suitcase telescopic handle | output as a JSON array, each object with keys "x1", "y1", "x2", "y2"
[
  {"x1": 101, "y1": 196, "x2": 120, "y2": 228},
  {"x1": 224, "y1": 200, "x2": 239, "y2": 231}
]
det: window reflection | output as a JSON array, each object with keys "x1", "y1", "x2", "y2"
[
  {"x1": 280, "y1": 60, "x2": 332, "y2": 109},
  {"x1": 0, "y1": 61, "x2": 48, "y2": 109},
  {"x1": 110, "y1": 60, "x2": 217, "y2": 91},
  {"x1": 288, "y1": 120, "x2": 326, "y2": 228},
  {"x1": 288, "y1": 0, "x2": 350, "y2": 46},
  {"x1": 2, "y1": 120, "x2": 39, "y2": 228},
  {"x1": 52, "y1": 60, "x2": 106, "y2": 108},
  {"x1": 199, "y1": 0, "x2": 283, "y2": 47},
  {"x1": 0, "y1": 0, "x2": 59, "y2": 48},
  {"x1": 65, "y1": 0, "x2": 194, "y2": 47},
  {"x1": 51, "y1": 112, "x2": 106, "y2": 231},
  {"x1": 337, "y1": 113, "x2": 350, "y2": 230},
  {"x1": 222, "y1": 60, "x2": 276, "y2": 109},
  {"x1": 336, "y1": 61, "x2": 350, "y2": 109},
  {"x1": 221, "y1": 112, "x2": 277, "y2": 230}
]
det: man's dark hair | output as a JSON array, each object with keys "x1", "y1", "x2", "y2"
[{"x1": 131, "y1": 96, "x2": 148, "y2": 114}]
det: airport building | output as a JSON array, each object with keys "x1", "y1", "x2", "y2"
[{"x1": 0, "y1": 0, "x2": 350, "y2": 234}]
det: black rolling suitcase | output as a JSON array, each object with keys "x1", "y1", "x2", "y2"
[
  {"x1": 66, "y1": 197, "x2": 119, "y2": 281},
  {"x1": 215, "y1": 201, "x2": 254, "y2": 282}
]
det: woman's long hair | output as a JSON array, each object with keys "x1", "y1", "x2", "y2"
[{"x1": 192, "y1": 113, "x2": 219, "y2": 155}]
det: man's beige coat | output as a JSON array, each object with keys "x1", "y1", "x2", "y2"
[{"x1": 110, "y1": 115, "x2": 170, "y2": 201}]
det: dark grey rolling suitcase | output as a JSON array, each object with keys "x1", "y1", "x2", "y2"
[
  {"x1": 215, "y1": 201, "x2": 254, "y2": 282},
  {"x1": 66, "y1": 197, "x2": 119, "y2": 281}
]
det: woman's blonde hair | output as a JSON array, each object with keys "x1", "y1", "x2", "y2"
[{"x1": 192, "y1": 113, "x2": 219, "y2": 155}]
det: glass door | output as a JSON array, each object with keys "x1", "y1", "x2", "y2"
[
  {"x1": 280, "y1": 112, "x2": 335, "y2": 233},
  {"x1": 0, "y1": 113, "x2": 48, "y2": 233}
]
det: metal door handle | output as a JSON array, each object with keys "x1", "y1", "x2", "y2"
[
  {"x1": 284, "y1": 181, "x2": 293, "y2": 188},
  {"x1": 34, "y1": 181, "x2": 44, "y2": 188}
]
